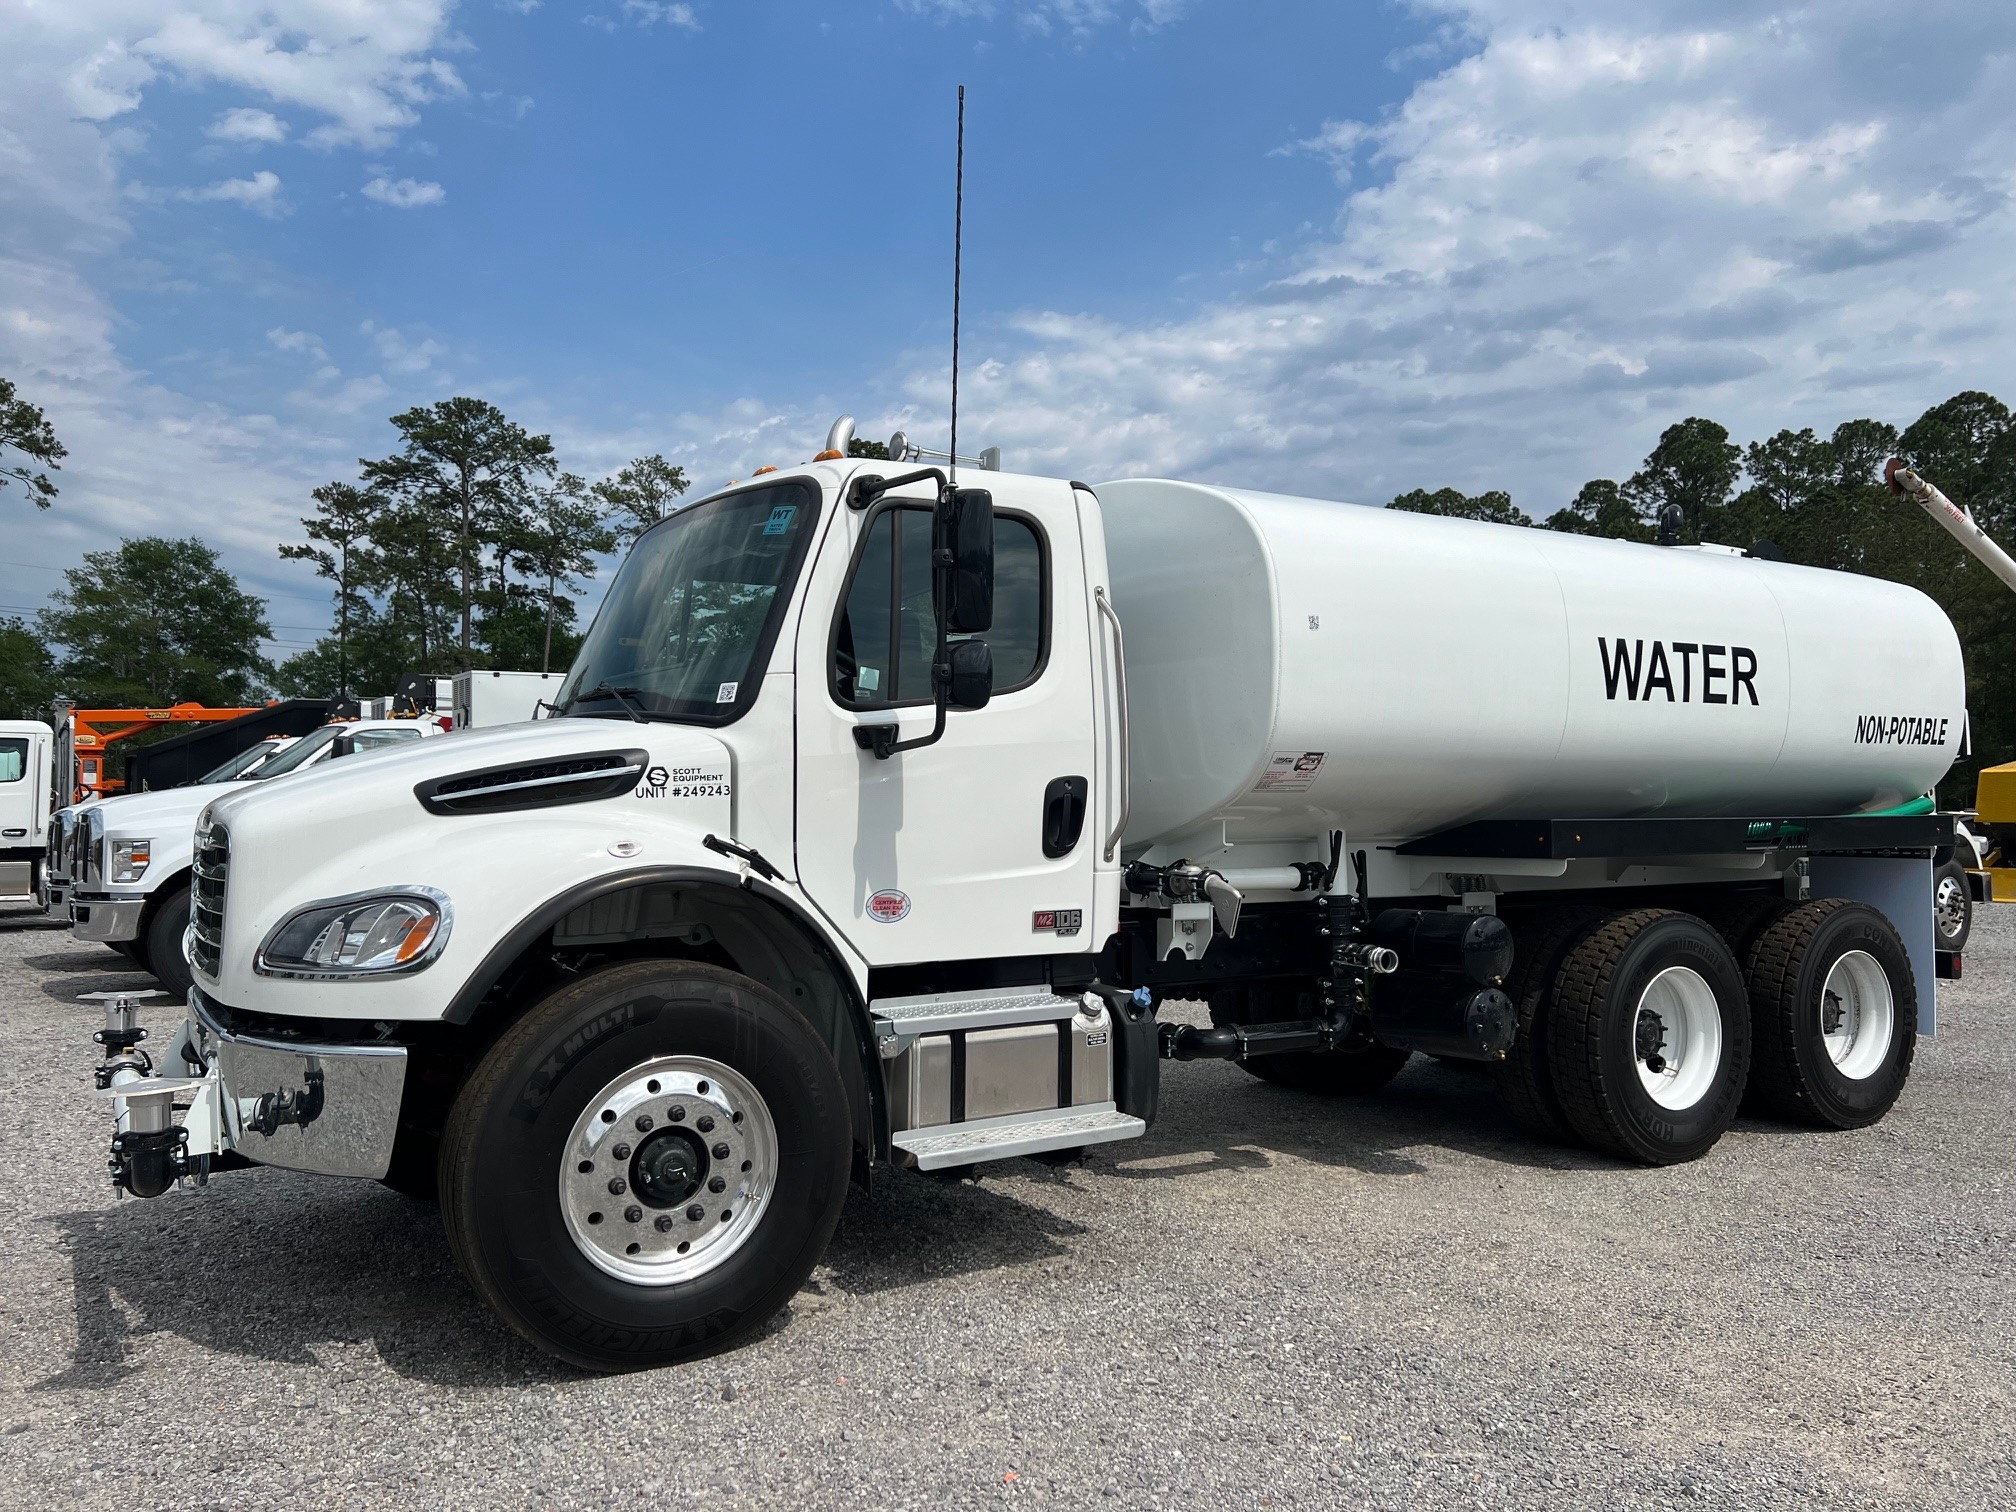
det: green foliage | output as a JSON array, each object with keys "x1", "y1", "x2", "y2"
[
  {"x1": 593, "y1": 454, "x2": 690, "y2": 548},
  {"x1": 1387, "y1": 486, "x2": 1533, "y2": 526},
  {"x1": 515, "y1": 473, "x2": 618, "y2": 672},
  {"x1": 0, "y1": 617, "x2": 58, "y2": 719},
  {"x1": 846, "y1": 437, "x2": 891, "y2": 460},
  {"x1": 361, "y1": 397, "x2": 557, "y2": 669},
  {"x1": 39, "y1": 537, "x2": 271, "y2": 706},
  {"x1": 0, "y1": 375, "x2": 66, "y2": 509},
  {"x1": 1543, "y1": 479, "x2": 1654, "y2": 541},
  {"x1": 1626, "y1": 417, "x2": 1742, "y2": 542}
]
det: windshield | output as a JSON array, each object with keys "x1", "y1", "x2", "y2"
[
  {"x1": 250, "y1": 724, "x2": 338, "y2": 777},
  {"x1": 558, "y1": 479, "x2": 820, "y2": 723},
  {"x1": 198, "y1": 742, "x2": 286, "y2": 784}
]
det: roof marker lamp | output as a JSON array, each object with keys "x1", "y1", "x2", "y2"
[{"x1": 256, "y1": 889, "x2": 450, "y2": 979}]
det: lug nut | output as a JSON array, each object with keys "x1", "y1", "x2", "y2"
[
  {"x1": 612, "y1": 1142, "x2": 631, "y2": 1160},
  {"x1": 607, "y1": 1177, "x2": 627, "y2": 1195},
  {"x1": 669, "y1": 1106, "x2": 686, "y2": 1122},
  {"x1": 708, "y1": 1176, "x2": 727, "y2": 1194},
  {"x1": 635, "y1": 1113, "x2": 654, "y2": 1132},
  {"x1": 686, "y1": 1203, "x2": 705, "y2": 1221},
  {"x1": 625, "y1": 1206, "x2": 643, "y2": 1223},
  {"x1": 656, "y1": 1215, "x2": 675, "y2": 1233},
  {"x1": 696, "y1": 1115, "x2": 715, "y2": 1133},
  {"x1": 712, "y1": 1142, "x2": 731, "y2": 1160}
]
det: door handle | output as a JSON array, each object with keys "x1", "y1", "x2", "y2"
[{"x1": 1042, "y1": 777, "x2": 1089, "y2": 858}]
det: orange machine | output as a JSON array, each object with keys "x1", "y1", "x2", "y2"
[{"x1": 57, "y1": 700, "x2": 259, "y2": 802}]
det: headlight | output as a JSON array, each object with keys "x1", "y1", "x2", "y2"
[
  {"x1": 255, "y1": 889, "x2": 451, "y2": 979},
  {"x1": 111, "y1": 839, "x2": 152, "y2": 884}
]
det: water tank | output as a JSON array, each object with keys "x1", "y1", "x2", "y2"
[{"x1": 1098, "y1": 479, "x2": 1965, "y2": 850}]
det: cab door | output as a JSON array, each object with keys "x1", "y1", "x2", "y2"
[{"x1": 793, "y1": 475, "x2": 1100, "y2": 967}]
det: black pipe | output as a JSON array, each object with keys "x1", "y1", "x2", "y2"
[{"x1": 1160, "y1": 1008, "x2": 1351, "y2": 1062}]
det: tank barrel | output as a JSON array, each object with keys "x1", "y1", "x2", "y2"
[{"x1": 1886, "y1": 456, "x2": 2016, "y2": 596}]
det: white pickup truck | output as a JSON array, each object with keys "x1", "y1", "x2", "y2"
[
  {"x1": 87, "y1": 428, "x2": 1960, "y2": 1373},
  {"x1": 58, "y1": 720, "x2": 436, "y2": 997}
]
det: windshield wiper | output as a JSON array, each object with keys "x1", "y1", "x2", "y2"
[{"x1": 569, "y1": 682, "x2": 651, "y2": 723}]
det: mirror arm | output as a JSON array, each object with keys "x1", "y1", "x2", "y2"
[{"x1": 848, "y1": 467, "x2": 948, "y2": 511}]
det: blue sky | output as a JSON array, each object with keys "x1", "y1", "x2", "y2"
[{"x1": 5, "y1": 1, "x2": 2015, "y2": 665}]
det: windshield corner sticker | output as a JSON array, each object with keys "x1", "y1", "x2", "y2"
[
  {"x1": 762, "y1": 504, "x2": 798, "y2": 536},
  {"x1": 1254, "y1": 751, "x2": 1325, "y2": 793},
  {"x1": 866, "y1": 889, "x2": 911, "y2": 923},
  {"x1": 636, "y1": 764, "x2": 730, "y2": 800},
  {"x1": 715, "y1": 682, "x2": 740, "y2": 704}
]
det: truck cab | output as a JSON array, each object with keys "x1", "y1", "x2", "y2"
[{"x1": 0, "y1": 720, "x2": 53, "y2": 903}]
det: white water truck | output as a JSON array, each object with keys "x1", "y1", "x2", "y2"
[{"x1": 86, "y1": 419, "x2": 1963, "y2": 1371}]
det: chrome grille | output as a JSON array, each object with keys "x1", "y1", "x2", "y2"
[
  {"x1": 79, "y1": 808, "x2": 105, "y2": 887},
  {"x1": 191, "y1": 818, "x2": 228, "y2": 979},
  {"x1": 48, "y1": 810, "x2": 76, "y2": 884}
]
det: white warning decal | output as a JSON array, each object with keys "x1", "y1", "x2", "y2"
[{"x1": 1254, "y1": 751, "x2": 1326, "y2": 793}]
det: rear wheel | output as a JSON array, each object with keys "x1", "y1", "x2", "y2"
[
  {"x1": 439, "y1": 959, "x2": 850, "y2": 1372},
  {"x1": 143, "y1": 884, "x2": 194, "y2": 1002},
  {"x1": 1491, "y1": 904, "x2": 1603, "y2": 1141},
  {"x1": 1933, "y1": 861, "x2": 1971, "y2": 951},
  {"x1": 1744, "y1": 900, "x2": 1916, "y2": 1129},
  {"x1": 1547, "y1": 910, "x2": 1750, "y2": 1165}
]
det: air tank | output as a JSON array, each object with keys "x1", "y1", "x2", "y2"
[{"x1": 1098, "y1": 479, "x2": 1966, "y2": 850}]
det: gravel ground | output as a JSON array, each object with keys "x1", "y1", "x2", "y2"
[{"x1": 1, "y1": 899, "x2": 2012, "y2": 1511}]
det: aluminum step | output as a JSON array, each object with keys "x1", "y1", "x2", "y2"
[
  {"x1": 870, "y1": 987, "x2": 1086, "y2": 1039},
  {"x1": 891, "y1": 1103, "x2": 1146, "y2": 1171}
]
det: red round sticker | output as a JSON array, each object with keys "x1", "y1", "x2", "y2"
[{"x1": 866, "y1": 889, "x2": 911, "y2": 923}]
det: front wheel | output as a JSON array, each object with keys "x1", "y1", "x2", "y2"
[
  {"x1": 143, "y1": 884, "x2": 194, "y2": 1002},
  {"x1": 439, "y1": 960, "x2": 851, "y2": 1372}
]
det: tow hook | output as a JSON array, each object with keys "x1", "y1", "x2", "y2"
[{"x1": 85, "y1": 989, "x2": 203, "y2": 1199}]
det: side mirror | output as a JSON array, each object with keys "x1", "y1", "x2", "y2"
[
  {"x1": 330, "y1": 729, "x2": 356, "y2": 759},
  {"x1": 940, "y1": 488, "x2": 994, "y2": 634},
  {"x1": 946, "y1": 638, "x2": 992, "y2": 711}
]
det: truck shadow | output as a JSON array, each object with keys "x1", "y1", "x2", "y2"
[
  {"x1": 1104, "y1": 1055, "x2": 1619, "y2": 1178},
  {"x1": 37, "y1": 1178, "x2": 557, "y2": 1391},
  {"x1": 24, "y1": 950, "x2": 153, "y2": 976}
]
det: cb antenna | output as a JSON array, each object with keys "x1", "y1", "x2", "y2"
[{"x1": 949, "y1": 84, "x2": 964, "y2": 495}]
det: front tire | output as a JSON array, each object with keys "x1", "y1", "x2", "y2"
[
  {"x1": 1547, "y1": 910, "x2": 1750, "y2": 1165},
  {"x1": 1743, "y1": 900, "x2": 1917, "y2": 1130},
  {"x1": 439, "y1": 960, "x2": 851, "y2": 1372},
  {"x1": 143, "y1": 884, "x2": 194, "y2": 1002}
]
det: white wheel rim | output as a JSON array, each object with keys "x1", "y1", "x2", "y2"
[
  {"x1": 1632, "y1": 966, "x2": 1723, "y2": 1111},
  {"x1": 558, "y1": 1056, "x2": 778, "y2": 1287},
  {"x1": 1818, "y1": 949, "x2": 1894, "y2": 1081}
]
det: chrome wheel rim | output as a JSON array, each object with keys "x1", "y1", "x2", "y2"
[
  {"x1": 559, "y1": 1056, "x2": 777, "y2": 1286},
  {"x1": 1934, "y1": 875, "x2": 1967, "y2": 942},
  {"x1": 1819, "y1": 950, "x2": 1894, "y2": 1081},
  {"x1": 1633, "y1": 966, "x2": 1723, "y2": 1111}
]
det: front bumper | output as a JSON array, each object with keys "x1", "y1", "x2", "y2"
[
  {"x1": 71, "y1": 895, "x2": 145, "y2": 943},
  {"x1": 44, "y1": 879, "x2": 69, "y2": 917},
  {"x1": 94, "y1": 986, "x2": 410, "y2": 1195}
]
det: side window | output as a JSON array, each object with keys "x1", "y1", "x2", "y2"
[
  {"x1": 832, "y1": 507, "x2": 1049, "y2": 707},
  {"x1": 0, "y1": 738, "x2": 26, "y2": 783}
]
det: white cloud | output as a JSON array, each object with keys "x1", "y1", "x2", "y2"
[
  {"x1": 908, "y1": 1, "x2": 2016, "y2": 510},
  {"x1": 362, "y1": 175, "x2": 446, "y2": 208},
  {"x1": 894, "y1": 0, "x2": 1182, "y2": 34},
  {"x1": 265, "y1": 326, "x2": 327, "y2": 360},
  {"x1": 621, "y1": 1, "x2": 700, "y2": 27},
  {"x1": 206, "y1": 106, "x2": 288, "y2": 144},
  {"x1": 132, "y1": 169, "x2": 287, "y2": 216},
  {"x1": 365, "y1": 322, "x2": 446, "y2": 373}
]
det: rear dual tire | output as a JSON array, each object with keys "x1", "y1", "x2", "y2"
[{"x1": 1547, "y1": 910, "x2": 1751, "y2": 1165}]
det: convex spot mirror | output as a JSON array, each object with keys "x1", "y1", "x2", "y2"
[
  {"x1": 939, "y1": 488, "x2": 994, "y2": 635},
  {"x1": 946, "y1": 638, "x2": 993, "y2": 711}
]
